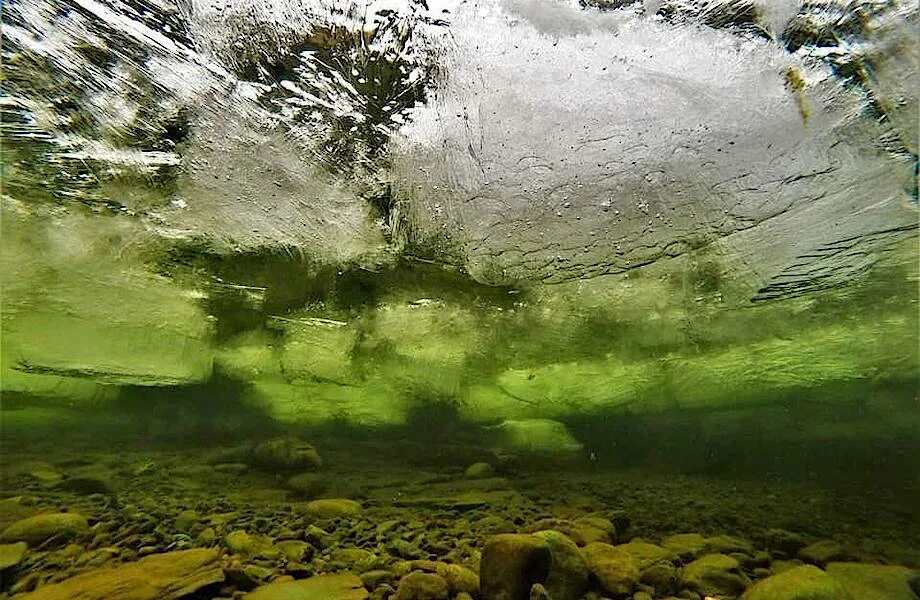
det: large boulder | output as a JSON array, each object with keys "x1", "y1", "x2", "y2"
[
  {"x1": 581, "y1": 542, "x2": 639, "y2": 597},
  {"x1": 17, "y1": 548, "x2": 223, "y2": 600},
  {"x1": 531, "y1": 530, "x2": 589, "y2": 600},
  {"x1": 826, "y1": 562, "x2": 920, "y2": 600},
  {"x1": 741, "y1": 565, "x2": 853, "y2": 600},
  {"x1": 617, "y1": 541, "x2": 680, "y2": 595},
  {"x1": 480, "y1": 534, "x2": 552, "y2": 600},
  {"x1": 0, "y1": 513, "x2": 88, "y2": 547}
]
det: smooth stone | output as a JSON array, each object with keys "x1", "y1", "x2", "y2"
[
  {"x1": 525, "y1": 517, "x2": 615, "y2": 546},
  {"x1": 0, "y1": 541, "x2": 28, "y2": 569},
  {"x1": 660, "y1": 533, "x2": 708, "y2": 561},
  {"x1": 582, "y1": 542, "x2": 639, "y2": 597},
  {"x1": 245, "y1": 573, "x2": 368, "y2": 600},
  {"x1": 0, "y1": 513, "x2": 88, "y2": 546},
  {"x1": 763, "y1": 529, "x2": 806, "y2": 555},
  {"x1": 405, "y1": 560, "x2": 479, "y2": 595},
  {"x1": 682, "y1": 553, "x2": 751, "y2": 597},
  {"x1": 303, "y1": 499, "x2": 362, "y2": 519},
  {"x1": 16, "y1": 548, "x2": 223, "y2": 600},
  {"x1": 175, "y1": 510, "x2": 200, "y2": 532},
  {"x1": 28, "y1": 467, "x2": 63, "y2": 485},
  {"x1": 330, "y1": 547, "x2": 377, "y2": 571},
  {"x1": 481, "y1": 534, "x2": 552, "y2": 600},
  {"x1": 704, "y1": 534, "x2": 754, "y2": 555},
  {"x1": 393, "y1": 571, "x2": 450, "y2": 600},
  {"x1": 532, "y1": 530, "x2": 589, "y2": 600},
  {"x1": 617, "y1": 541, "x2": 678, "y2": 570},
  {"x1": 362, "y1": 570, "x2": 398, "y2": 589},
  {"x1": 465, "y1": 463, "x2": 496, "y2": 478},
  {"x1": 741, "y1": 564, "x2": 853, "y2": 600},
  {"x1": 797, "y1": 540, "x2": 850, "y2": 566},
  {"x1": 225, "y1": 530, "x2": 279, "y2": 559},
  {"x1": 276, "y1": 540, "x2": 313, "y2": 562},
  {"x1": 826, "y1": 562, "x2": 920, "y2": 600}
]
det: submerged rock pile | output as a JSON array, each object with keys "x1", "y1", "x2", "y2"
[{"x1": 0, "y1": 442, "x2": 918, "y2": 600}]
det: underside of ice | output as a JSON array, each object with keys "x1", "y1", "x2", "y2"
[{"x1": 1, "y1": 0, "x2": 917, "y2": 418}]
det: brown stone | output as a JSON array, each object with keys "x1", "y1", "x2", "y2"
[
  {"x1": 244, "y1": 573, "x2": 369, "y2": 599},
  {"x1": 481, "y1": 534, "x2": 552, "y2": 600},
  {"x1": 17, "y1": 548, "x2": 223, "y2": 600}
]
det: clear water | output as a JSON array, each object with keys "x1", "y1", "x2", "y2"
[{"x1": 1, "y1": 1, "x2": 918, "y2": 599}]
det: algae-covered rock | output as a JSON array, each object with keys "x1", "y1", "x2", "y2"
[
  {"x1": 0, "y1": 542, "x2": 27, "y2": 569},
  {"x1": 741, "y1": 564, "x2": 853, "y2": 600},
  {"x1": 465, "y1": 462, "x2": 496, "y2": 478},
  {"x1": 616, "y1": 541, "x2": 680, "y2": 595},
  {"x1": 244, "y1": 572, "x2": 368, "y2": 599},
  {"x1": 302, "y1": 499, "x2": 362, "y2": 519},
  {"x1": 251, "y1": 437, "x2": 322, "y2": 471},
  {"x1": 525, "y1": 517, "x2": 615, "y2": 546},
  {"x1": 225, "y1": 530, "x2": 279, "y2": 559},
  {"x1": 581, "y1": 542, "x2": 640, "y2": 597},
  {"x1": 660, "y1": 533, "x2": 707, "y2": 561},
  {"x1": 17, "y1": 548, "x2": 223, "y2": 600},
  {"x1": 826, "y1": 562, "x2": 920, "y2": 600},
  {"x1": 393, "y1": 571, "x2": 450, "y2": 600},
  {"x1": 488, "y1": 419, "x2": 583, "y2": 455},
  {"x1": 798, "y1": 540, "x2": 851, "y2": 566},
  {"x1": 531, "y1": 530, "x2": 589, "y2": 600},
  {"x1": 682, "y1": 553, "x2": 750, "y2": 597},
  {"x1": 0, "y1": 513, "x2": 88, "y2": 546},
  {"x1": 480, "y1": 534, "x2": 552, "y2": 600},
  {"x1": 404, "y1": 561, "x2": 479, "y2": 595}
]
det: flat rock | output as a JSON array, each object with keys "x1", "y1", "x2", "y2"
[
  {"x1": 302, "y1": 499, "x2": 362, "y2": 519},
  {"x1": 480, "y1": 534, "x2": 552, "y2": 600},
  {"x1": 0, "y1": 541, "x2": 27, "y2": 569},
  {"x1": 0, "y1": 513, "x2": 88, "y2": 546},
  {"x1": 17, "y1": 548, "x2": 223, "y2": 600},
  {"x1": 244, "y1": 573, "x2": 368, "y2": 600},
  {"x1": 741, "y1": 564, "x2": 853, "y2": 600},
  {"x1": 826, "y1": 562, "x2": 920, "y2": 600}
]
